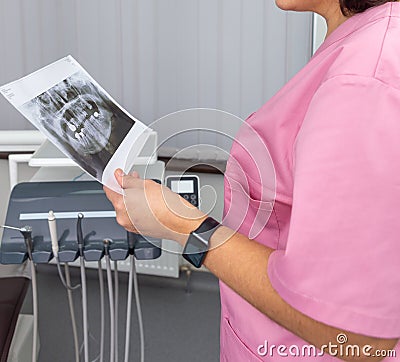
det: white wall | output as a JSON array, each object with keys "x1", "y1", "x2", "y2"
[
  {"x1": 0, "y1": 160, "x2": 38, "y2": 232},
  {"x1": 0, "y1": 0, "x2": 312, "y2": 148},
  {"x1": 313, "y1": 14, "x2": 328, "y2": 53}
]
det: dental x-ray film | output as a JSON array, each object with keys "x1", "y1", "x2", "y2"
[{"x1": 0, "y1": 55, "x2": 151, "y2": 193}]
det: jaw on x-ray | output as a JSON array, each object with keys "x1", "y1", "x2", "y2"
[{"x1": 34, "y1": 77, "x2": 113, "y2": 155}]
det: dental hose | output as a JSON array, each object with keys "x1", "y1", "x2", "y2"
[
  {"x1": 25, "y1": 230, "x2": 38, "y2": 362},
  {"x1": 65, "y1": 263, "x2": 80, "y2": 362},
  {"x1": 48, "y1": 210, "x2": 80, "y2": 362},
  {"x1": 114, "y1": 261, "x2": 119, "y2": 362},
  {"x1": 104, "y1": 239, "x2": 115, "y2": 362},
  {"x1": 124, "y1": 232, "x2": 145, "y2": 362},
  {"x1": 124, "y1": 254, "x2": 133, "y2": 362},
  {"x1": 77, "y1": 213, "x2": 89, "y2": 362},
  {"x1": 98, "y1": 261, "x2": 105, "y2": 362},
  {"x1": 133, "y1": 254, "x2": 145, "y2": 362}
]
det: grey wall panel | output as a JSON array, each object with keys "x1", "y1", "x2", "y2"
[{"x1": 0, "y1": 0, "x2": 312, "y2": 148}]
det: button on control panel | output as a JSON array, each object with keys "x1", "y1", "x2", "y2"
[{"x1": 165, "y1": 175, "x2": 200, "y2": 208}]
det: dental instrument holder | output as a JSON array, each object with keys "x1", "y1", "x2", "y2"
[
  {"x1": 127, "y1": 178, "x2": 162, "y2": 260},
  {"x1": 0, "y1": 181, "x2": 162, "y2": 265},
  {"x1": 20, "y1": 226, "x2": 33, "y2": 259},
  {"x1": 77, "y1": 214, "x2": 84, "y2": 254}
]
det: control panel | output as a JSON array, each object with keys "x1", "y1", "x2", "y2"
[{"x1": 165, "y1": 175, "x2": 200, "y2": 208}]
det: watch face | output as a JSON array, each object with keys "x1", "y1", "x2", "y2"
[
  {"x1": 183, "y1": 250, "x2": 205, "y2": 268},
  {"x1": 183, "y1": 234, "x2": 208, "y2": 268}
]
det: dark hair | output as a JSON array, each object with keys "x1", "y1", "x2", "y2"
[{"x1": 339, "y1": 0, "x2": 397, "y2": 15}]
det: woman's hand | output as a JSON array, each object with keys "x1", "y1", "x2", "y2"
[{"x1": 104, "y1": 169, "x2": 207, "y2": 245}]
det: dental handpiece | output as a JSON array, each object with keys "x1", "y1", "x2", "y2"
[
  {"x1": 1, "y1": 225, "x2": 33, "y2": 255},
  {"x1": 77, "y1": 213, "x2": 84, "y2": 255},
  {"x1": 127, "y1": 231, "x2": 136, "y2": 254},
  {"x1": 48, "y1": 211, "x2": 58, "y2": 258}
]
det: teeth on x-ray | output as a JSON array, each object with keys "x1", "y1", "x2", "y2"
[{"x1": 30, "y1": 78, "x2": 113, "y2": 155}]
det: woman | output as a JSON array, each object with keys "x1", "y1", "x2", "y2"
[{"x1": 105, "y1": 0, "x2": 400, "y2": 360}]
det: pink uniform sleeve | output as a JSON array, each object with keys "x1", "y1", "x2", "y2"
[{"x1": 268, "y1": 75, "x2": 400, "y2": 338}]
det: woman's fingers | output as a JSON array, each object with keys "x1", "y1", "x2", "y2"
[
  {"x1": 103, "y1": 185, "x2": 120, "y2": 204},
  {"x1": 105, "y1": 169, "x2": 148, "y2": 233},
  {"x1": 114, "y1": 168, "x2": 143, "y2": 189},
  {"x1": 104, "y1": 184, "x2": 137, "y2": 232},
  {"x1": 106, "y1": 168, "x2": 206, "y2": 242}
]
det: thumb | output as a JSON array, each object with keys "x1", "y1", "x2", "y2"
[
  {"x1": 114, "y1": 169, "x2": 143, "y2": 189},
  {"x1": 114, "y1": 168, "x2": 125, "y2": 187}
]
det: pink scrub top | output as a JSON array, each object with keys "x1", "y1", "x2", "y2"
[{"x1": 221, "y1": 3, "x2": 400, "y2": 361}]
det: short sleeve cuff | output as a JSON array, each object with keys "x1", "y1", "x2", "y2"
[{"x1": 268, "y1": 250, "x2": 400, "y2": 339}]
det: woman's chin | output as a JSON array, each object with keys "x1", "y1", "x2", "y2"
[
  {"x1": 275, "y1": 0, "x2": 293, "y2": 10},
  {"x1": 274, "y1": 0, "x2": 313, "y2": 12}
]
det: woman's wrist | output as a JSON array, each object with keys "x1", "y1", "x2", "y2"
[{"x1": 168, "y1": 211, "x2": 208, "y2": 246}]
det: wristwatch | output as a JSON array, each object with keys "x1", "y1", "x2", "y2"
[{"x1": 182, "y1": 217, "x2": 221, "y2": 268}]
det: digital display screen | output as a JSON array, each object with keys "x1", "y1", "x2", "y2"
[{"x1": 171, "y1": 180, "x2": 194, "y2": 194}]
